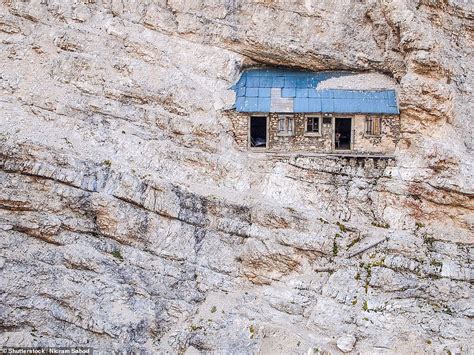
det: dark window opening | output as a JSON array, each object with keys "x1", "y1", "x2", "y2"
[
  {"x1": 323, "y1": 117, "x2": 332, "y2": 125},
  {"x1": 335, "y1": 117, "x2": 352, "y2": 150},
  {"x1": 306, "y1": 116, "x2": 320, "y2": 133},
  {"x1": 250, "y1": 116, "x2": 267, "y2": 148}
]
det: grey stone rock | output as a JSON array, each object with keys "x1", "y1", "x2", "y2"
[
  {"x1": 336, "y1": 335, "x2": 356, "y2": 353},
  {"x1": 0, "y1": 0, "x2": 472, "y2": 354}
]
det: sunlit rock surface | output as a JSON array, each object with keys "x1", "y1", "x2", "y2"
[{"x1": 0, "y1": 1, "x2": 472, "y2": 353}]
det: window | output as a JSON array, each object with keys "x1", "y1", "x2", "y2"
[
  {"x1": 365, "y1": 117, "x2": 382, "y2": 136},
  {"x1": 278, "y1": 116, "x2": 285, "y2": 132},
  {"x1": 306, "y1": 116, "x2": 321, "y2": 134},
  {"x1": 277, "y1": 115, "x2": 294, "y2": 135},
  {"x1": 323, "y1": 117, "x2": 332, "y2": 125}
]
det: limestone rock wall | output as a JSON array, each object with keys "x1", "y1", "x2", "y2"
[{"x1": 0, "y1": 0, "x2": 472, "y2": 354}]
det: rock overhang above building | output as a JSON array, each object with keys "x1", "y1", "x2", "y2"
[{"x1": 233, "y1": 68, "x2": 399, "y2": 114}]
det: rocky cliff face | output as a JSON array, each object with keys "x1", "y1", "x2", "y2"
[{"x1": 0, "y1": 1, "x2": 472, "y2": 353}]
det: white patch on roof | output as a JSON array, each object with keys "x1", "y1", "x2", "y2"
[
  {"x1": 316, "y1": 73, "x2": 398, "y2": 91},
  {"x1": 270, "y1": 88, "x2": 293, "y2": 113}
]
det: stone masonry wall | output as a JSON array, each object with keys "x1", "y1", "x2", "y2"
[
  {"x1": 228, "y1": 111, "x2": 400, "y2": 154},
  {"x1": 353, "y1": 115, "x2": 401, "y2": 154},
  {"x1": 226, "y1": 110, "x2": 248, "y2": 150},
  {"x1": 268, "y1": 113, "x2": 330, "y2": 152}
]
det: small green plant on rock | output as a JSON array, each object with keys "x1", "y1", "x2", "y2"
[
  {"x1": 415, "y1": 221, "x2": 425, "y2": 229},
  {"x1": 371, "y1": 221, "x2": 390, "y2": 229},
  {"x1": 347, "y1": 236, "x2": 361, "y2": 250},
  {"x1": 210, "y1": 306, "x2": 217, "y2": 313},
  {"x1": 442, "y1": 306, "x2": 454, "y2": 316},
  {"x1": 362, "y1": 300, "x2": 369, "y2": 312},
  {"x1": 249, "y1": 324, "x2": 255, "y2": 339},
  {"x1": 369, "y1": 259, "x2": 385, "y2": 268},
  {"x1": 332, "y1": 240, "x2": 339, "y2": 256},
  {"x1": 111, "y1": 250, "x2": 123, "y2": 261},
  {"x1": 362, "y1": 259, "x2": 385, "y2": 293},
  {"x1": 423, "y1": 234, "x2": 435, "y2": 246},
  {"x1": 364, "y1": 264, "x2": 371, "y2": 293},
  {"x1": 336, "y1": 222, "x2": 347, "y2": 233},
  {"x1": 190, "y1": 324, "x2": 202, "y2": 332},
  {"x1": 102, "y1": 159, "x2": 112, "y2": 167}
]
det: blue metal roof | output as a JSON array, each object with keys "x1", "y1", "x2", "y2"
[{"x1": 233, "y1": 69, "x2": 399, "y2": 114}]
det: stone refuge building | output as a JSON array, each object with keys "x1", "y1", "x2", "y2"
[{"x1": 228, "y1": 69, "x2": 401, "y2": 155}]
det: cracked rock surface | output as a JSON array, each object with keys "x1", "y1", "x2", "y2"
[{"x1": 0, "y1": 1, "x2": 472, "y2": 353}]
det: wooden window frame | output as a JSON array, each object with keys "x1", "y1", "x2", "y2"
[
  {"x1": 304, "y1": 115, "x2": 322, "y2": 136},
  {"x1": 277, "y1": 114, "x2": 295, "y2": 136},
  {"x1": 364, "y1": 116, "x2": 382, "y2": 137}
]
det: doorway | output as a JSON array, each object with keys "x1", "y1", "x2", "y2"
[
  {"x1": 335, "y1": 117, "x2": 352, "y2": 150},
  {"x1": 250, "y1": 116, "x2": 267, "y2": 148}
]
